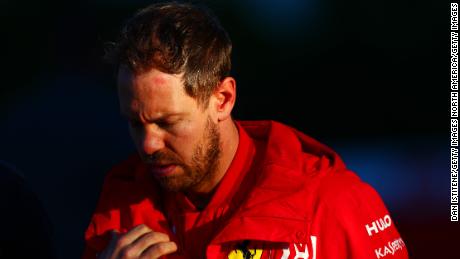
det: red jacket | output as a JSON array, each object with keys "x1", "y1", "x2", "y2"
[{"x1": 83, "y1": 120, "x2": 408, "y2": 259}]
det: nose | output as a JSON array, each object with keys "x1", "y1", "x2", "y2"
[{"x1": 139, "y1": 125, "x2": 165, "y2": 156}]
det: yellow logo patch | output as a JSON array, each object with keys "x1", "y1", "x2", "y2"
[{"x1": 227, "y1": 248, "x2": 262, "y2": 259}]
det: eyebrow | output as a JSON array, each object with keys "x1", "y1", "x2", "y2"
[{"x1": 120, "y1": 111, "x2": 185, "y2": 122}]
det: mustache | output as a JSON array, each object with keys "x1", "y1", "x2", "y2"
[{"x1": 143, "y1": 149, "x2": 184, "y2": 165}]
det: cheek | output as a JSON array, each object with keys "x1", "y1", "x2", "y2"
[{"x1": 167, "y1": 119, "x2": 206, "y2": 154}]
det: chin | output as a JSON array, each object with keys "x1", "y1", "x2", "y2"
[{"x1": 158, "y1": 175, "x2": 193, "y2": 192}]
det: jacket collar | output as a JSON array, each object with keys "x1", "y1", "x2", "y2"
[{"x1": 212, "y1": 120, "x2": 345, "y2": 244}]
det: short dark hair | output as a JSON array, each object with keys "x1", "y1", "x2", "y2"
[{"x1": 108, "y1": 1, "x2": 232, "y2": 106}]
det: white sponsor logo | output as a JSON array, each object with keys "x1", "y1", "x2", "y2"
[
  {"x1": 452, "y1": 204, "x2": 458, "y2": 221},
  {"x1": 365, "y1": 215, "x2": 392, "y2": 236},
  {"x1": 281, "y1": 236, "x2": 317, "y2": 259},
  {"x1": 374, "y1": 238, "x2": 406, "y2": 259}
]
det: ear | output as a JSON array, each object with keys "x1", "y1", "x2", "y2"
[{"x1": 210, "y1": 77, "x2": 236, "y2": 122}]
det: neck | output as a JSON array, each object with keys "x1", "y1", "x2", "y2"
[
  {"x1": 185, "y1": 189, "x2": 216, "y2": 211},
  {"x1": 186, "y1": 119, "x2": 239, "y2": 208}
]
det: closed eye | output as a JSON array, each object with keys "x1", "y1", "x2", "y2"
[{"x1": 156, "y1": 118, "x2": 180, "y2": 129}]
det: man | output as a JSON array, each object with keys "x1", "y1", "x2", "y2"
[{"x1": 83, "y1": 2, "x2": 409, "y2": 258}]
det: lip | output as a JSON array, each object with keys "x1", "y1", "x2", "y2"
[{"x1": 149, "y1": 164, "x2": 177, "y2": 177}]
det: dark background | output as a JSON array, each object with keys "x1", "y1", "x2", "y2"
[{"x1": 0, "y1": 0, "x2": 453, "y2": 258}]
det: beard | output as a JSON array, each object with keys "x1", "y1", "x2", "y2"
[{"x1": 148, "y1": 117, "x2": 222, "y2": 192}]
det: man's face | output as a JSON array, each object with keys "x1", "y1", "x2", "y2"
[{"x1": 117, "y1": 67, "x2": 221, "y2": 192}]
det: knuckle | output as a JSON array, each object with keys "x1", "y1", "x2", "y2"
[
  {"x1": 137, "y1": 224, "x2": 150, "y2": 231},
  {"x1": 155, "y1": 243, "x2": 170, "y2": 255},
  {"x1": 140, "y1": 231, "x2": 168, "y2": 245},
  {"x1": 140, "y1": 231, "x2": 154, "y2": 242},
  {"x1": 119, "y1": 246, "x2": 136, "y2": 258},
  {"x1": 156, "y1": 244, "x2": 167, "y2": 254},
  {"x1": 115, "y1": 236, "x2": 128, "y2": 248},
  {"x1": 140, "y1": 244, "x2": 164, "y2": 259},
  {"x1": 151, "y1": 231, "x2": 169, "y2": 242}
]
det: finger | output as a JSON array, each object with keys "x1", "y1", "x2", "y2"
[
  {"x1": 113, "y1": 225, "x2": 152, "y2": 256},
  {"x1": 130, "y1": 231, "x2": 171, "y2": 256},
  {"x1": 118, "y1": 224, "x2": 152, "y2": 246},
  {"x1": 139, "y1": 241, "x2": 178, "y2": 259}
]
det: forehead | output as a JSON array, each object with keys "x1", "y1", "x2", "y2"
[
  {"x1": 117, "y1": 66, "x2": 182, "y2": 92},
  {"x1": 117, "y1": 67, "x2": 194, "y2": 117}
]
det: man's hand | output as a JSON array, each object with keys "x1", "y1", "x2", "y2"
[{"x1": 98, "y1": 224, "x2": 178, "y2": 259}]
